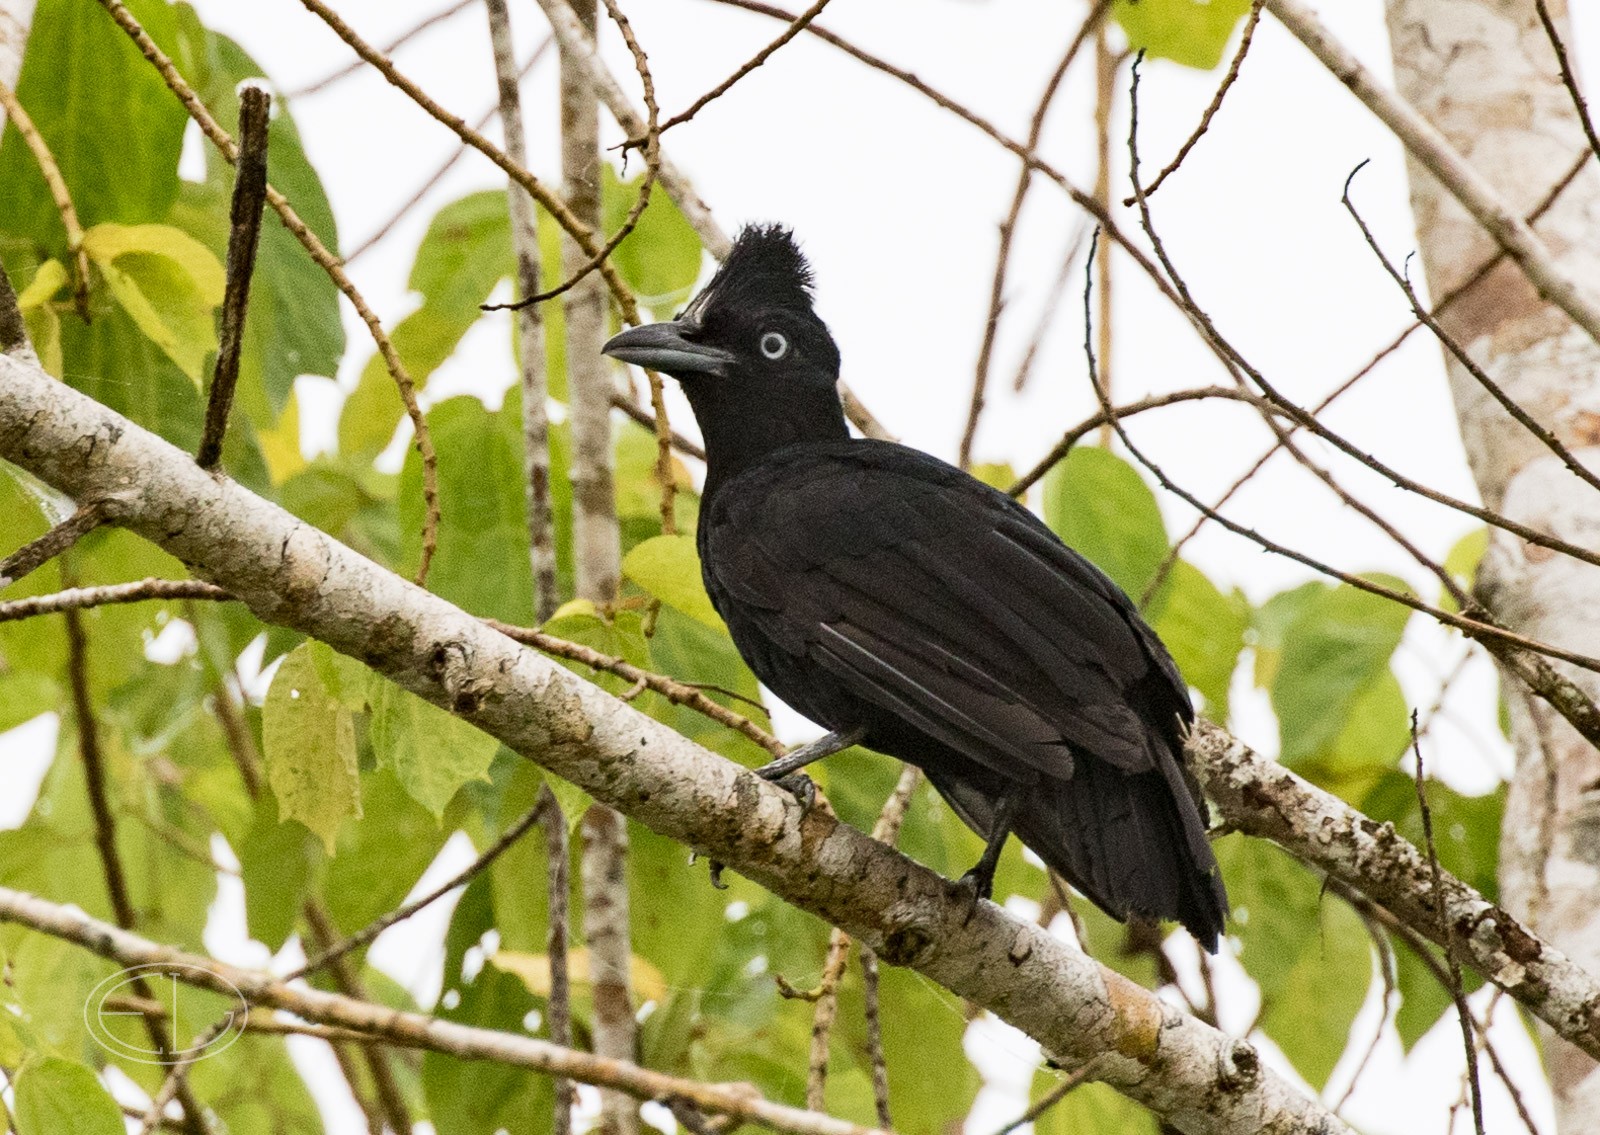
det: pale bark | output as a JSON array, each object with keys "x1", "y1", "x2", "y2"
[
  {"x1": 559, "y1": 5, "x2": 636, "y2": 1130},
  {"x1": 1383, "y1": 1, "x2": 1600, "y2": 1127},
  {"x1": 486, "y1": 0, "x2": 559, "y2": 623},
  {"x1": 0, "y1": 346, "x2": 1355, "y2": 1134}
]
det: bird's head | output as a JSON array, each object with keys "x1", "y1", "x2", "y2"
[{"x1": 602, "y1": 224, "x2": 841, "y2": 391}]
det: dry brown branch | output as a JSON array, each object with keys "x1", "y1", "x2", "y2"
[
  {"x1": 343, "y1": 37, "x2": 552, "y2": 265},
  {"x1": 1532, "y1": 0, "x2": 1600, "y2": 168},
  {"x1": 860, "y1": 946, "x2": 891, "y2": 1129},
  {"x1": 0, "y1": 501, "x2": 104, "y2": 588},
  {"x1": 0, "y1": 887, "x2": 892, "y2": 1135},
  {"x1": 92, "y1": 0, "x2": 442, "y2": 585},
  {"x1": 0, "y1": 577, "x2": 226, "y2": 620},
  {"x1": 287, "y1": 0, "x2": 479, "y2": 97},
  {"x1": 542, "y1": 787, "x2": 577, "y2": 1135},
  {"x1": 197, "y1": 85, "x2": 270, "y2": 471},
  {"x1": 1128, "y1": 0, "x2": 1263, "y2": 202},
  {"x1": 0, "y1": 74, "x2": 89, "y2": 320},
  {"x1": 961, "y1": 0, "x2": 1108, "y2": 469},
  {"x1": 991, "y1": 1068, "x2": 1093, "y2": 1135}
]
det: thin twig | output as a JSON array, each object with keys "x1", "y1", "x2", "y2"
[
  {"x1": 1410, "y1": 714, "x2": 1485, "y2": 1135},
  {"x1": 487, "y1": 0, "x2": 560, "y2": 622},
  {"x1": 0, "y1": 76, "x2": 90, "y2": 320},
  {"x1": 490, "y1": 619, "x2": 783, "y2": 755},
  {"x1": 0, "y1": 578, "x2": 227, "y2": 621},
  {"x1": 1533, "y1": 0, "x2": 1600, "y2": 168},
  {"x1": 860, "y1": 947, "x2": 891, "y2": 1129},
  {"x1": 288, "y1": 799, "x2": 547, "y2": 982},
  {"x1": 1344, "y1": 162, "x2": 1600, "y2": 499},
  {"x1": 1333, "y1": 908, "x2": 1398, "y2": 1114},
  {"x1": 287, "y1": 0, "x2": 480, "y2": 98},
  {"x1": 65, "y1": 605, "x2": 214, "y2": 1135},
  {"x1": 959, "y1": 0, "x2": 1108, "y2": 468},
  {"x1": 1127, "y1": 0, "x2": 1263, "y2": 202},
  {"x1": 989, "y1": 1068, "x2": 1092, "y2": 1135},
  {"x1": 542, "y1": 787, "x2": 576, "y2": 1135},
  {"x1": 0, "y1": 886, "x2": 894, "y2": 1135},
  {"x1": 94, "y1": 0, "x2": 442, "y2": 585},
  {"x1": 197, "y1": 86, "x2": 270, "y2": 471},
  {"x1": 0, "y1": 503, "x2": 103, "y2": 589},
  {"x1": 1010, "y1": 224, "x2": 1088, "y2": 394},
  {"x1": 343, "y1": 38, "x2": 552, "y2": 265},
  {"x1": 655, "y1": 0, "x2": 834, "y2": 137}
]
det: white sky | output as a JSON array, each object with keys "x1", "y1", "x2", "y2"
[{"x1": 7, "y1": 0, "x2": 1600, "y2": 1131}]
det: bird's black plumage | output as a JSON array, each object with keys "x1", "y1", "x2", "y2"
[{"x1": 603, "y1": 224, "x2": 1228, "y2": 950}]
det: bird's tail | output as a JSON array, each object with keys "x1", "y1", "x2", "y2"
[{"x1": 926, "y1": 757, "x2": 1228, "y2": 951}]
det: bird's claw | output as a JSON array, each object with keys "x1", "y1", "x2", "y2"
[
  {"x1": 769, "y1": 772, "x2": 817, "y2": 814},
  {"x1": 954, "y1": 867, "x2": 994, "y2": 924}
]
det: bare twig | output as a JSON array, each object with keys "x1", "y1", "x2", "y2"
[
  {"x1": 287, "y1": 0, "x2": 480, "y2": 98},
  {"x1": 542, "y1": 787, "x2": 576, "y2": 1135},
  {"x1": 289, "y1": 799, "x2": 547, "y2": 982},
  {"x1": 657, "y1": 0, "x2": 834, "y2": 136},
  {"x1": 93, "y1": 0, "x2": 442, "y2": 585},
  {"x1": 960, "y1": 0, "x2": 1108, "y2": 468},
  {"x1": 196, "y1": 86, "x2": 270, "y2": 471},
  {"x1": 343, "y1": 37, "x2": 552, "y2": 265},
  {"x1": 65, "y1": 605, "x2": 213, "y2": 1135},
  {"x1": 860, "y1": 947, "x2": 891, "y2": 1129},
  {"x1": 1533, "y1": 0, "x2": 1600, "y2": 168},
  {"x1": 990, "y1": 1068, "x2": 1092, "y2": 1135},
  {"x1": 1127, "y1": 0, "x2": 1263, "y2": 202},
  {"x1": 1333, "y1": 908, "x2": 1398, "y2": 1114},
  {"x1": 0, "y1": 75, "x2": 90, "y2": 320},
  {"x1": 1411, "y1": 716, "x2": 1485, "y2": 1135},
  {"x1": 0, "y1": 887, "x2": 894, "y2": 1135},
  {"x1": 0, "y1": 578, "x2": 226, "y2": 621},
  {"x1": 1010, "y1": 225, "x2": 1088, "y2": 394},
  {"x1": 486, "y1": 0, "x2": 560, "y2": 622},
  {"x1": 1344, "y1": 163, "x2": 1600, "y2": 499},
  {"x1": 0, "y1": 502, "x2": 104, "y2": 589},
  {"x1": 1265, "y1": 0, "x2": 1600, "y2": 354}
]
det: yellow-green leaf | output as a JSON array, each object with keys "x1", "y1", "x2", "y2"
[
  {"x1": 16, "y1": 259, "x2": 67, "y2": 308},
  {"x1": 262, "y1": 643, "x2": 361, "y2": 852},
  {"x1": 369, "y1": 675, "x2": 498, "y2": 818},
  {"x1": 493, "y1": 947, "x2": 669, "y2": 1004},
  {"x1": 82, "y1": 221, "x2": 226, "y2": 384},
  {"x1": 622, "y1": 533, "x2": 725, "y2": 631},
  {"x1": 13, "y1": 1057, "x2": 124, "y2": 1135}
]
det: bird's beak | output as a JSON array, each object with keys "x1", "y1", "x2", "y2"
[{"x1": 602, "y1": 320, "x2": 736, "y2": 378}]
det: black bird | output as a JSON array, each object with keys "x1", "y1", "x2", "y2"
[{"x1": 603, "y1": 225, "x2": 1228, "y2": 950}]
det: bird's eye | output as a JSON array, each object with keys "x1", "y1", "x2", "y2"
[{"x1": 759, "y1": 331, "x2": 789, "y2": 360}]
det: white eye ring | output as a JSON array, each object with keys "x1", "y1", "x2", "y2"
[{"x1": 759, "y1": 331, "x2": 789, "y2": 360}]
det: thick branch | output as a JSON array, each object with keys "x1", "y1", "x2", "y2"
[{"x1": 0, "y1": 349, "x2": 1348, "y2": 1135}]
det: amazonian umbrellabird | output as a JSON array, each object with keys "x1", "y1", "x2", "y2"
[{"x1": 602, "y1": 224, "x2": 1228, "y2": 950}]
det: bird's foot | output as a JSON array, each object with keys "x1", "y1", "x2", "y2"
[
  {"x1": 954, "y1": 864, "x2": 996, "y2": 924},
  {"x1": 767, "y1": 771, "x2": 817, "y2": 814}
]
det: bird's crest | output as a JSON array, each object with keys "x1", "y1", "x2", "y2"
[{"x1": 683, "y1": 224, "x2": 817, "y2": 324}]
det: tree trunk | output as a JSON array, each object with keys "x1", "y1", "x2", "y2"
[{"x1": 1385, "y1": 2, "x2": 1600, "y2": 1128}]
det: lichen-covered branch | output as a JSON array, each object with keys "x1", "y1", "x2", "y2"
[{"x1": 0, "y1": 347, "x2": 1351, "y2": 1135}]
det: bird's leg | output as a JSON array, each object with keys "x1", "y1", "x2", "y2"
[
  {"x1": 753, "y1": 724, "x2": 867, "y2": 782},
  {"x1": 957, "y1": 785, "x2": 1026, "y2": 914}
]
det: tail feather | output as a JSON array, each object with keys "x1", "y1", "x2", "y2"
[{"x1": 924, "y1": 758, "x2": 1227, "y2": 951}]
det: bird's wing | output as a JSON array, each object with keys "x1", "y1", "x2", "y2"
[{"x1": 703, "y1": 442, "x2": 1191, "y2": 781}]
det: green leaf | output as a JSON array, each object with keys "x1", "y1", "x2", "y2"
[
  {"x1": 1215, "y1": 834, "x2": 1371, "y2": 1089},
  {"x1": 12, "y1": 1057, "x2": 125, "y2": 1135},
  {"x1": 1114, "y1": 0, "x2": 1253, "y2": 71},
  {"x1": 1441, "y1": 528, "x2": 1488, "y2": 613},
  {"x1": 369, "y1": 676, "x2": 498, "y2": 818},
  {"x1": 1361, "y1": 772, "x2": 1504, "y2": 903},
  {"x1": 1043, "y1": 446, "x2": 1169, "y2": 598},
  {"x1": 339, "y1": 191, "x2": 512, "y2": 459},
  {"x1": 323, "y1": 768, "x2": 452, "y2": 932},
  {"x1": 1269, "y1": 577, "x2": 1412, "y2": 768},
  {"x1": 237, "y1": 793, "x2": 322, "y2": 951},
  {"x1": 601, "y1": 164, "x2": 704, "y2": 316},
  {"x1": 17, "y1": 260, "x2": 66, "y2": 377},
  {"x1": 1031, "y1": 1072, "x2": 1159, "y2": 1135},
  {"x1": 399, "y1": 395, "x2": 535, "y2": 622},
  {"x1": 1147, "y1": 560, "x2": 1249, "y2": 722},
  {"x1": 0, "y1": 0, "x2": 186, "y2": 246},
  {"x1": 1291, "y1": 669, "x2": 1411, "y2": 800},
  {"x1": 262, "y1": 644, "x2": 361, "y2": 853},
  {"x1": 622, "y1": 533, "x2": 725, "y2": 631},
  {"x1": 82, "y1": 222, "x2": 226, "y2": 384}
]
